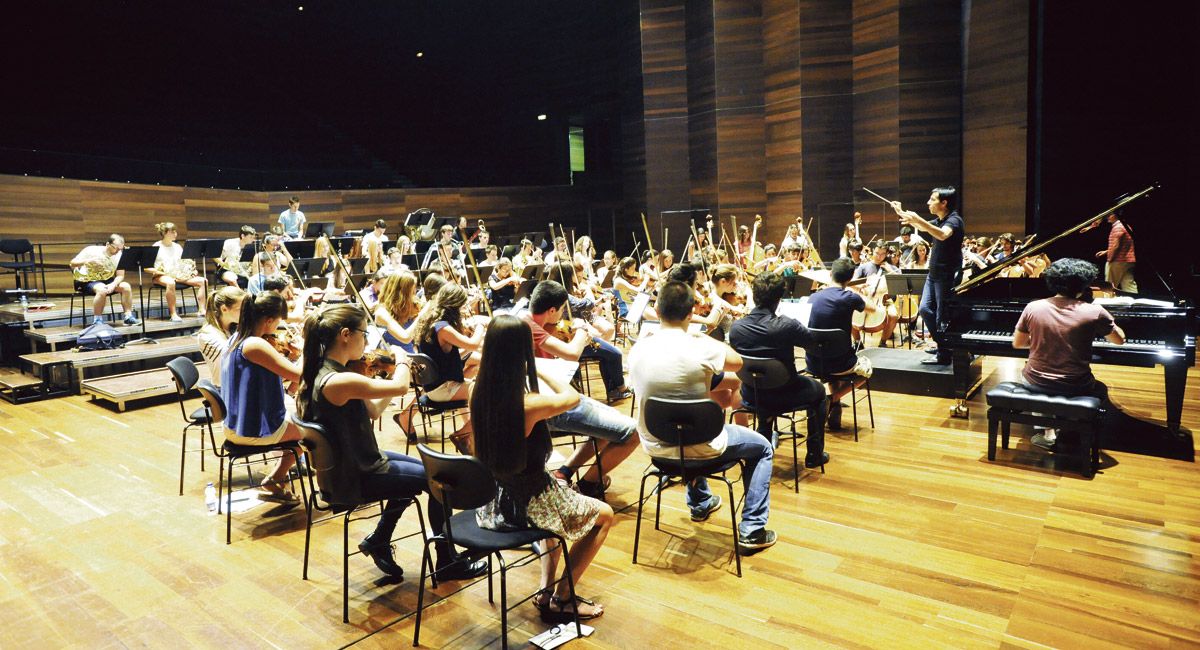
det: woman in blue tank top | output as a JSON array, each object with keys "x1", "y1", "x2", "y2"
[{"x1": 221, "y1": 292, "x2": 303, "y2": 503}]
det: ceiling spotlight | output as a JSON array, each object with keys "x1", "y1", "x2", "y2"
[
  {"x1": 298, "y1": 6, "x2": 303, "y2": 11},
  {"x1": 537, "y1": 114, "x2": 547, "y2": 121},
  {"x1": 416, "y1": 51, "x2": 424, "y2": 58}
]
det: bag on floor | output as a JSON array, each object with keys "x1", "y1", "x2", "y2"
[{"x1": 76, "y1": 322, "x2": 125, "y2": 351}]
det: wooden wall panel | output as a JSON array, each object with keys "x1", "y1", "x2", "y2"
[
  {"x1": 640, "y1": 0, "x2": 692, "y2": 233},
  {"x1": 763, "y1": 0, "x2": 804, "y2": 240},
  {"x1": 0, "y1": 174, "x2": 603, "y2": 295},
  {"x1": 963, "y1": 0, "x2": 1028, "y2": 237},
  {"x1": 852, "y1": 0, "x2": 901, "y2": 219},
  {"x1": 686, "y1": 0, "x2": 717, "y2": 220},
  {"x1": 713, "y1": 0, "x2": 767, "y2": 235}
]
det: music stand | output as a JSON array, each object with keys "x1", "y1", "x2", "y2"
[
  {"x1": 331, "y1": 236, "x2": 356, "y2": 256},
  {"x1": 303, "y1": 221, "x2": 335, "y2": 239},
  {"x1": 474, "y1": 264, "x2": 496, "y2": 288},
  {"x1": 886, "y1": 271, "x2": 927, "y2": 349},
  {"x1": 515, "y1": 279, "x2": 539, "y2": 304},
  {"x1": 117, "y1": 246, "x2": 159, "y2": 344},
  {"x1": 180, "y1": 239, "x2": 211, "y2": 288},
  {"x1": 520, "y1": 263, "x2": 544, "y2": 280},
  {"x1": 400, "y1": 254, "x2": 419, "y2": 271},
  {"x1": 287, "y1": 238, "x2": 316, "y2": 260}
]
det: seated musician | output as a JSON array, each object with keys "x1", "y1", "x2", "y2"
[
  {"x1": 522, "y1": 281, "x2": 639, "y2": 499},
  {"x1": 1012, "y1": 258, "x2": 1125, "y2": 451},
  {"x1": 250, "y1": 234, "x2": 293, "y2": 276},
  {"x1": 992, "y1": 234, "x2": 1016, "y2": 263},
  {"x1": 907, "y1": 241, "x2": 930, "y2": 270},
  {"x1": 421, "y1": 225, "x2": 461, "y2": 270},
  {"x1": 360, "y1": 219, "x2": 389, "y2": 274},
  {"x1": 729, "y1": 271, "x2": 830, "y2": 463},
  {"x1": 360, "y1": 268, "x2": 391, "y2": 311},
  {"x1": 806, "y1": 258, "x2": 873, "y2": 430},
  {"x1": 488, "y1": 258, "x2": 520, "y2": 312},
  {"x1": 221, "y1": 292, "x2": 303, "y2": 503},
  {"x1": 751, "y1": 244, "x2": 779, "y2": 274},
  {"x1": 218, "y1": 226, "x2": 257, "y2": 288},
  {"x1": 781, "y1": 222, "x2": 808, "y2": 250},
  {"x1": 545, "y1": 236, "x2": 570, "y2": 266},
  {"x1": 472, "y1": 315, "x2": 612, "y2": 622},
  {"x1": 483, "y1": 244, "x2": 500, "y2": 265},
  {"x1": 196, "y1": 286, "x2": 246, "y2": 387},
  {"x1": 277, "y1": 196, "x2": 306, "y2": 239},
  {"x1": 374, "y1": 271, "x2": 420, "y2": 354},
  {"x1": 844, "y1": 240, "x2": 864, "y2": 266},
  {"x1": 69, "y1": 233, "x2": 139, "y2": 326},
  {"x1": 399, "y1": 283, "x2": 483, "y2": 454},
  {"x1": 613, "y1": 256, "x2": 655, "y2": 321},
  {"x1": 246, "y1": 252, "x2": 278, "y2": 297},
  {"x1": 554, "y1": 262, "x2": 615, "y2": 341},
  {"x1": 892, "y1": 225, "x2": 926, "y2": 248},
  {"x1": 294, "y1": 303, "x2": 487, "y2": 581},
  {"x1": 151, "y1": 222, "x2": 207, "y2": 321},
  {"x1": 383, "y1": 247, "x2": 407, "y2": 273},
  {"x1": 512, "y1": 239, "x2": 537, "y2": 274},
  {"x1": 706, "y1": 263, "x2": 747, "y2": 342},
  {"x1": 628, "y1": 281, "x2": 778, "y2": 554}
]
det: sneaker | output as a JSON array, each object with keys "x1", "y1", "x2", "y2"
[
  {"x1": 606, "y1": 387, "x2": 633, "y2": 402},
  {"x1": 92, "y1": 316, "x2": 104, "y2": 326},
  {"x1": 1031, "y1": 431, "x2": 1058, "y2": 452},
  {"x1": 805, "y1": 452, "x2": 829, "y2": 468},
  {"x1": 689, "y1": 494, "x2": 722, "y2": 522},
  {"x1": 169, "y1": 314, "x2": 183, "y2": 323},
  {"x1": 577, "y1": 476, "x2": 611, "y2": 500},
  {"x1": 123, "y1": 313, "x2": 141, "y2": 326},
  {"x1": 737, "y1": 528, "x2": 778, "y2": 554}
]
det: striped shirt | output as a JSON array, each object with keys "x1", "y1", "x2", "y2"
[{"x1": 1107, "y1": 220, "x2": 1136, "y2": 263}]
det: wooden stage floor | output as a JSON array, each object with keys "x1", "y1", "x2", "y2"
[{"x1": 1, "y1": 356, "x2": 1197, "y2": 648}]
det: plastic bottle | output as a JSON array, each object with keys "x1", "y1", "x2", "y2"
[
  {"x1": 204, "y1": 482, "x2": 218, "y2": 514},
  {"x1": 19, "y1": 292, "x2": 28, "y2": 310}
]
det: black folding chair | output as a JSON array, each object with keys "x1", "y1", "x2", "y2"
[
  {"x1": 413, "y1": 444, "x2": 582, "y2": 649},
  {"x1": 166, "y1": 356, "x2": 216, "y2": 495},
  {"x1": 732, "y1": 355, "x2": 824, "y2": 492},
  {"x1": 632, "y1": 397, "x2": 744, "y2": 577},
  {"x1": 804, "y1": 328, "x2": 874, "y2": 440}
]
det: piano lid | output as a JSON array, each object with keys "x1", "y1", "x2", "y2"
[{"x1": 953, "y1": 184, "x2": 1159, "y2": 295}]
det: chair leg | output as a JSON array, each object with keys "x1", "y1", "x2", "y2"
[
  {"x1": 343, "y1": 510, "x2": 351, "y2": 623},
  {"x1": 1002, "y1": 419, "x2": 1011, "y2": 449},
  {"x1": 791, "y1": 421, "x2": 800, "y2": 493},
  {"x1": 723, "y1": 477, "x2": 741, "y2": 577},
  {"x1": 633, "y1": 472, "x2": 652, "y2": 565},
  {"x1": 226, "y1": 458, "x2": 235, "y2": 545},
  {"x1": 302, "y1": 496, "x2": 313, "y2": 580},
  {"x1": 851, "y1": 384, "x2": 860, "y2": 442},
  {"x1": 499, "y1": 555, "x2": 509, "y2": 650},
  {"x1": 486, "y1": 554, "x2": 494, "y2": 603},
  {"x1": 865, "y1": 380, "x2": 874, "y2": 427},
  {"x1": 558, "y1": 536, "x2": 584, "y2": 638},
  {"x1": 413, "y1": 539, "x2": 436, "y2": 646},
  {"x1": 654, "y1": 475, "x2": 665, "y2": 531},
  {"x1": 179, "y1": 429, "x2": 188, "y2": 496}
]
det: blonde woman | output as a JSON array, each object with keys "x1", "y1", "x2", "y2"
[{"x1": 196, "y1": 286, "x2": 246, "y2": 387}]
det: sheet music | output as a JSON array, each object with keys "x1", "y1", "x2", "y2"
[
  {"x1": 626, "y1": 292, "x2": 653, "y2": 326},
  {"x1": 776, "y1": 297, "x2": 811, "y2": 326},
  {"x1": 534, "y1": 357, "x2": 579, "y2": 394}
]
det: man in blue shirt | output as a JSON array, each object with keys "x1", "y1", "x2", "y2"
[
  {"x1": 277, "y1": 196, "x2": 306, "y2": 239},
  {"x1": 729, "y1": 272, "x2": 829, "y2": 466},
  {"x1": 806, "y1": 257, "x2": 868, "y2": 429},
  {"x1": 891, "y1": 186, "x2": 964, "y2": 365}
]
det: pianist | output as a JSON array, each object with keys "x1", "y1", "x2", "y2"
[{"x1": 1012, "y1": 258, "x2": 1125, "y2": 451}]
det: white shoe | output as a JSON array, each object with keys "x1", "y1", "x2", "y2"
[{"x1": 169, "y1": 314, "x2": 183, "y2": 322}]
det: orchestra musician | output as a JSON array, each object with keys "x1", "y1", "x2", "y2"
[
  {"x1": 613, "y1": 256, "x2": 653, "y2": 320},
  {"x1": 151, "y1": 222, "x2": 207, "y2": 321},
  {"x1": 195, "y1": 286, "x2": 245, "y2": 387},
  {"x1": 522, "y1": 281, "x2": 639, "y2": 500},
  {"x1": 735, "y1": 225, "x2": 764, "y2": 269},
  {"x1": 1012, "y1": 258, "x2": 1125, "y2": 451},
  {"x1": 838, "y1": 212, "x2": 863, "y2": 259},
  {"x1": 781, "y1": 221, "x2": 808, "y2": 251},
  {"x1": 906, "y1": 241, "x2": 930, "y2": 270},
  {"x1": 361, "y1": 219, "x2": 389, "y2": 274},
  {"x1": 482, "y1": 244, "x2": 500, "y2": 265},
  {"x1": 251, "y1": 234, "x2": 293, "y2": 276},
  {"x1": 729, "y1": 271, "x2": 829, "y2": 464},
  {"x1": 512, "y1": 239, "x2": 537, "y2": 273},
  {"x1": 295, "y1": 303, "x2": 488, "y2": 582},
  {"x1": 892, "y1": 225, "x2": 926, "y2": 248},
  {"x1": 246, "y1": 252, "x2": 279, "y2": 297},
  {"x1": 487, "y1": 258, "x2": 521, "y2": 312},
  {"x1": 422, "y1": 224, "x2": 461, "y2": 270},
  {"x1": 277, "y1": 196, "x2": 306, "y2": 239},
  {"x1": 806, "y1": 258, "x2": 875, "y2": 430},
  {"x1": 218, "y1": 226, "x2": 257, "y2": 288},
  {"x1": 69, "y1": 233, "x2": 139, "y2": 326},
  {"x1": 890, "y1": 186, "x2": 964, "y2": 366},
  {"x1": 374, "y1": 271, "x2": 421, "y2": 355}
]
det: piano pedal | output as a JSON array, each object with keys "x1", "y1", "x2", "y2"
[{"x1": 950, "y1": 400, "x2": 969, "y2": 419}]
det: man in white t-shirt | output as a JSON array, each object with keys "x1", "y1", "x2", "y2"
[
  {"x1": 278, "y1": 196, "x2": 306, "y2": 239},
  {"x1": 69, "y1": 234, "x2": 139, "y2": 325},
  {"x1": 360, "y1": 219, "x2": 390, "y2": 274},
  {"x1": 628, "y1": 280, "x2": 777, "y2": 555}
]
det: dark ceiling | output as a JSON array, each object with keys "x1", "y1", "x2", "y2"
[{"x1": 0, "y1": 1, "x2": 630, "y2": 189}]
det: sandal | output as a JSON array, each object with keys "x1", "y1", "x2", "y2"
[
  {"x1": 449, "y1": 430, "x2": 474, "y2": 455},
  {"x1": 258, "y1": 479, "x2": 299, "y2": 504},
  {"x1": 392, "y1": 412, "x2": 417, "y2": 444},
  {"x1": 541, "y1": 594, "x2": 604, "y2": 623},
  {"x1": 531, "y1": 588, "x2": 554, "y2": 615}
]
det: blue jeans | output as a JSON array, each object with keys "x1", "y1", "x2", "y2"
[
  {"x1": 360, "y1": 450, "x2": 453, "y2": 560},
  {"x1": 918, "y1": 274, "x2": 953, "y2": 361},
  {"x1": 686, "y1": 425, "x2": 773, "y2": 537},
  {"x1": 579, "y1": 337, "x2": 625, "y2": 393},
  {"x1": 548, "y1": 396, "x2": 636, "y2": 443}
]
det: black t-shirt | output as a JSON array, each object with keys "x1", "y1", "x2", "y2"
[
  {"x1": 927, "y1": 211, "x2": 964, "y2": 280},
  {"x1": 805, "y1": 287, "x2": 865, "y2": 373}
]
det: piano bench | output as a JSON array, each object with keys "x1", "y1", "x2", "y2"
[{"x1": 985, "y1": 381, "x2": 1103, "y2": 478}]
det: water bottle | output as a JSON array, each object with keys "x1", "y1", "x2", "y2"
[
  {"x1": 204, "y1": 482, "x2": 218, "y2": 514},
  {"x1": 19, "y1": 292, "x2": 28, "y2": 310}
]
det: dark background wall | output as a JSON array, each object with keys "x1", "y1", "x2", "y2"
[{"x1": 1, "y1": 2, "x2": 1194, "y2": 293}]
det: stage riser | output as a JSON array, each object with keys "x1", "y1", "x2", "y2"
[{"x1": 860, "y1": 347, "x2": 980, "y2": 398}]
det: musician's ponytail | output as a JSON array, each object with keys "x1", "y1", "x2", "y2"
[{"x1": 296, "y1": 304, "x2": 369, "y2": 419}]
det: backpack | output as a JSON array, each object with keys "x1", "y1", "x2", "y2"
[{"x1": 76, "y1": 322, "x2": 125, "y2": 351}]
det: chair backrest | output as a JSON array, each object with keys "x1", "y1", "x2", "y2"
[
  {"x1": 166, "y1": 356, "x2": 200, "y2": 394},
  {"x1": 416, "y1": 443, "x2": 496, "y2": 512},
  {"x1": 0, "y1": 239, "x2": 33, "y2": 256},
  {"x1": 643, "y1": 397, "x2": 725, "y2": 448},
  {"x1": 805, "y1": 328, "x2": 853, "y2": 377},
  {"x1": 195, "y1": 380, "x2": 226, "y2": 422},
  {"x1": 289, "y1": 414, "x2": 352, "y2": 505},
  {"x1": 407, "y1": 352, "x2": 440, "y2": 387},
  {"x1": 735, "y1": 355, "x2": 791, "y2": 394}
]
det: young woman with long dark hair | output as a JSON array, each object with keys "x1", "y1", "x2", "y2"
[
  {"x1": 472, "y1": 315, "x2": 613, "y2": 622},
  {"x1": 295, "y1": 304, "x2": 486, "y2": 580}
]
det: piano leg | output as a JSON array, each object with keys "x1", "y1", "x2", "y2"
[
  {"x1": 1163, "y1": 361, "x2": 1187, "y2": 433},
  {"x1": 950, "y1": 349, "x2": 975, "y2": 419}
]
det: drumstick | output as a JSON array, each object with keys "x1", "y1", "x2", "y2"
[{"x1": 861, "y1": 187, "x2": 893, "y2": 204}]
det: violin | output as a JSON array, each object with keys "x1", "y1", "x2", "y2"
[
  {"x1": 347, "y1": 348, "x2": 398, "y2": 379},
  {"x1": 265, "y1": 324, "x2": 302, "y2": 362}
]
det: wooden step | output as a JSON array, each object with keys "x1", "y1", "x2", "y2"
[
  {"x1": 25, "y1": 316, "x2": 204, "y2": 351},
  {"x1": 20, "y1": 335, "x2": 202, "y2": 394},
  {"x1": 80, "y1": 363, "x2": 209, "y2": 412},
  {"x1": 0, "y1": 368, "x2": 44, "y2": 404}
]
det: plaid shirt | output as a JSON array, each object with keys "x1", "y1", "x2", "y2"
[{"x1": 1107, "y1": 220, "x2": 1136, "y2": 263}]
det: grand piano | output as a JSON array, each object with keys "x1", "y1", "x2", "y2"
[{"x1": 940, "y1": 185, "x2": 1195, "y2": 433}]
